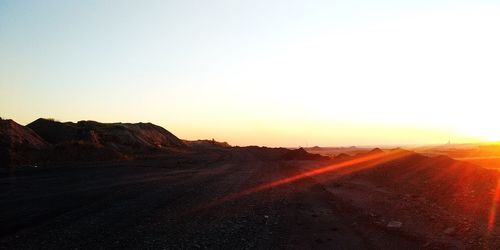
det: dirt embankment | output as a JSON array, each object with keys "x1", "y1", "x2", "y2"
[
  {"x1": 0, "y1": 119, "x2": 48, "y2": 167},
  {"x1": 1, "y1": 118, "x2": 329, "y2": 169},
  {"x1": 299, "y1": 149, "x2": 500, "y2": 249},
  {"x1": 1, "y1": 118, "x2": 189, "y2": 168}
]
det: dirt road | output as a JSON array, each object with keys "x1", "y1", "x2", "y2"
[{"x1": 0, "y1": 152, "x2": 421, "y2": 249}]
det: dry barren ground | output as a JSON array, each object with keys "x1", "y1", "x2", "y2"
[{"x1": 1, "y1": 150, "x2": 422, "y2": 249}]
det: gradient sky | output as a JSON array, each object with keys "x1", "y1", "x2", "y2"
[{"x1": 1, "y1": 0, "x2": 499, "y2": 147}]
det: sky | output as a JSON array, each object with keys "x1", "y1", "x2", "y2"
[{"x1": 1, "y1": 0, "x2": 500, "y2": 147}]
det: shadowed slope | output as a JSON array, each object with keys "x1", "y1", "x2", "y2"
[
  {"x1": 317, "y1": 149, "x2": 500, "y2": 247},
  {"x1": 0, "y1": 119, "x2": 48, "y2": 167}
]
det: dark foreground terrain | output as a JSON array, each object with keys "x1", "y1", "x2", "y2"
[
  {"x1": 3, "y1": 120, "x2": 499, "y2": 249},
  {"x1": 1, "y1": 148, "x2": 427, "y2": 250}
]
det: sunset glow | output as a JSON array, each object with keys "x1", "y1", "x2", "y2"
[
  {"x1": 1, "y1": 1, "x2": 499, "y2": 146},
  {"x1": 3, "y1": 1, "x2": 500, "y2": 248}
]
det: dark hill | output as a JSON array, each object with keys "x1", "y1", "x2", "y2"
[
  {"x1": 184, "y1": 139, "x2": 231, "y2": 149},
  {"x1": 27, "y1": 118, "x2": 186, "y2": 153},
  {"x1": 229, "y1": 146, "x2": 330, "y2": 161},
  {"x1": 282, "y1": 148, "x2": 329, "y2": 161},
  {"x1": 26, "y1": 118, "x2": 80, "y2": 144},
  {"x1": 1, "y1": 118, "x2": 188, "y2": 168},
  {"x1": 369, "y1": 148, "x2": 384, "y2": 154},
  {"x1": 334, "y1": 153, "x2": 351, "y2": 160}
]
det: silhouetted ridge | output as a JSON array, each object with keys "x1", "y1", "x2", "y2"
[
  {"x1": 26, "y1": 118, "x2": 76, "y2": 144},
  {"x1": 282, "y1": 148, "x2": 329, "y2": 160},
  {"x1": 27, "y1": 118, "x2": 186, "y2": 152},
  {"x1": 0, "y1": 118, "x2": 189, "y2": 168},
  {"x1": 369, "y1": 148, "x2": 384, "y2": 154},
  {"x1": 352, "y1": 147, "x2": 385, "y2": 158},
  {"x1": 184, "y1": 139, "x2": 231, "y2": 149},
  {"x1": 334, "y1": 153, "x2": 351, "y2": 160}
]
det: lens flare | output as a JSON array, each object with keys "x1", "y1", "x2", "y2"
[
  {"x1": 194, "y1": 149, "x2": 414, "y2": 212},
  {"x1": 488, "y1": 178, "x2": 500, "y2": 232}
]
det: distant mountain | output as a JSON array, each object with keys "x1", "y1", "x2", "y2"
[{"x1": 0, "y1": 119, "x2": 48, "y2": 167}]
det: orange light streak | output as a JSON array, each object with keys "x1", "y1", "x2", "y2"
[
  {"x1": 196, "y1": 149, "x2": 414, "y2": 211},
  {"x1": 488, "y1": 177, "x2": 500, "y2": 232}
]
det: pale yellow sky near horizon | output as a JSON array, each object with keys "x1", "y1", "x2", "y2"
[{"x1": 1, "y1": 1, "x2": 500, "y2": 147}]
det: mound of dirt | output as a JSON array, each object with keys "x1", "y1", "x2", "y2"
[
  {"x1": 343, "y1": 152, "x2": 498, "y2": 207},
  {"x1": 27, "y1": 118, "x2": 187, "y2": 154},
  {"x1": 228, "y1": 146, "x2": 331, "y2": 162},
  {"x1": 282, "y1": 148, "x2": 329, "y2": 161},
  {"x1": 328, "y1": 150, "x2": 500, "y2": 246},
  {"x1": 0, "y1": 119, "x2": 48, "y2": 167},
  {"x1": 334, "y1": 153, "x2": 351, "y2": 160},
  {"x1": 0, "y1": 119, "x2": 47, "y2": 148},
  {"x1": 184, "y1": 139, "x2": 231, "y2": 149},
  {"x1": 353, "y1": 147, "x2": 385, "y2": 158},
  {"x1": 25, "y1": 118, "x2": 80, "y2": 144},
  {"x1": 232, "y1": 146, "x2": 290, "y2": 161},
  {"x1": 1, "y1": 118, "x2": 189, "y2": 168}
]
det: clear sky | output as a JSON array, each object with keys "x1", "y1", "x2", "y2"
[{"x1": 1, "y1": 0, "x2": 499, "y2": 147}]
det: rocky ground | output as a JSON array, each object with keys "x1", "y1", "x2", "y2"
[
  {"x1": 0, "y1": 149, "x2": 425, "y2": 250},
  {"x1": 298, "y1": 153, "x2": 500, "y2": 249}
]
